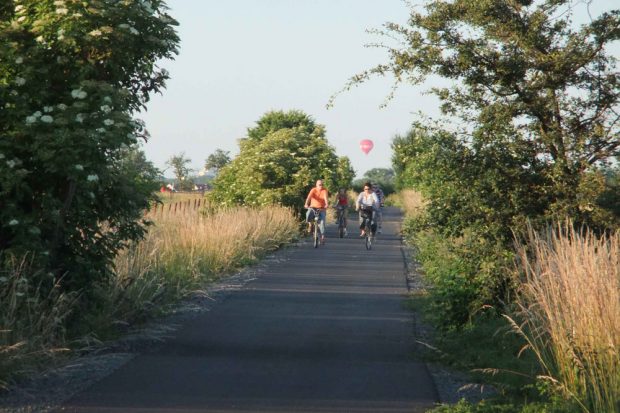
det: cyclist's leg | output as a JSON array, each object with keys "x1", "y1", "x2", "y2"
[
  {"x1": 358, "y1": 211, "x2": 365, "y2": 235},
  {"x1": 305, "y1": 208, "x2": 315, "y2": 232},
  {"x1": 318, "y1": 209, "x2": 326, "y2": 237}
]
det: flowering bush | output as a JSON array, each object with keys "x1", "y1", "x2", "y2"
[
  {"x1": 0, "y1": 0, "x2": 179, "y2": 293},
  {"x1": 208, "y1": 110, "x2": 355, "y2": 215}
]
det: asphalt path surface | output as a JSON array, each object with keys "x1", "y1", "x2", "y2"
[{"x1": 56, "y1": 207, "x2": 438, "y2": 413}]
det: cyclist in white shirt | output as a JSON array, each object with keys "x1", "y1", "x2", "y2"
[{"x1": 355, "y1": 182, "x2": 379, "y2": 237}]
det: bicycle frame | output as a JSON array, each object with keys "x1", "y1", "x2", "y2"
[
  {"x1": 308, "y1": 207, "x2": 323, "y2": 248},
  {"x1": 335, "y1": 207, "x2": 346, "y2": 238},
  {"x1": 360, "y1": 208, "x2": 374, "y2": 250}
]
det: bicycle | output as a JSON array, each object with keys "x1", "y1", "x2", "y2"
[
  {"x1": 334, "y1": 206, "x2": 347, "y2": 238},
  {"x1": 359, "y1": 206, "x2": 375, "y2": 250},
  {"x1": 307, "y1": 207, "x2": 323, "y2": 248}
]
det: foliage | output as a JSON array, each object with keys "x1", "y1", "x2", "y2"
[
  {"x1": 405, "y1": 224, "x2": 515, "y2": 329},
  {"x1": 166, "y1": 152, "x2": 194, "y2": 190},
  {"x1": 340, "y1": 0, "x2": 620, "y2": 228},
  {"x1": 246, "y1": 109, "x2": 318, "y2": 141},
  {"x1": 204, "y1": 148, "x2": 231, "y2": 173},
  {"x1": 394, "y1": 123, "x2": 553, "y2": 240},
  {"x1": 428, "y1": 399, "x2": 574, "y2": 413},
  {"x1": 0, "y1": 0, "x2": 179, "y2": 294},
  {"x1": 208, "y1": 110, "x2": 354, "y2": 214},
  {"x1": 354, "y1": 167, "x2": 396, "y2": 195},
  {"x1": 382, "y1": 0, "x2": 620, "y2": 328}
]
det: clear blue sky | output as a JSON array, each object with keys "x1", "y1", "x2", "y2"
[
  {"x1": 140, "y1": 0, "x2": 619, "y2": 179},
  {"x1": 140, "y1": 0, "x2": 438, "y2": 178}
]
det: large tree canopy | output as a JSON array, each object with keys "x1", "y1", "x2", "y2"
[
  {"x1": 0, "y1": 0, "x2": 179, "y2": 292},
  {"x1": 338, "y1": 0, "x2": 620, "y2": 224},
  {"x1": 208, "y1": 110, "x2": 354, "y2": 213}
]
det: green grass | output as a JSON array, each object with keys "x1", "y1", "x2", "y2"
[{"x1": 407, "y1": 294, "x2": 580, "y2": 412}]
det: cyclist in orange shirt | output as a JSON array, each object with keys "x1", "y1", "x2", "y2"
[{"x1": 304, "y1": 179, "x2": 329, "y2": 244}]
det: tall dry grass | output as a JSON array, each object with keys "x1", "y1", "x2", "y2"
[
  {"x1": 510, "y1": 223, "x2": 620, "y2": 412},
  {"x1": 389, "y1": 189, "x2": 426, "y2": 218},
  {"x1": 0, "y1": 255, "x2": 77, "y2": 389},
  {"x1": 107, "y1": 205, "x2": 299, "y2": 323},
  {"x1": 0, "y1": 205, "x2": 298, "y2": 388}
]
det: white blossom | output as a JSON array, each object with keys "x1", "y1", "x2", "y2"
[
  {"x1": 25, "y1": 115, "x2": 37, "y2": 124},
  {"x1": 87, "y1": 174, "x2": 99, "y2": 182},
  {"x1": 129, "y1": 27, "x2": 139, "y2": 35},
  {"x1": 35, "y1": 35, "x2": 44, "y2": 43},
  {"x1": 28, "y1": 227, "x2": 41, "y2": 235},
  {"x1": 56, "y1": 7, "x2": 68, "y2": 15},
  {"x1": 96, "y1": 128, "x2": 106, "y2": 133},
  {"x1": 103, "y1": 96, "x2": 112, "y2": 103},
  {"x1": 75, "y1": 113, "x2": 85, "y2": 123},
  {"x1": 14, "y1": 5, "x2": 25, "y2": 13},
  {"x1": 71, "y1": 89, "x2": 87, "y2": 99},
  {"x1": 33, "y1": 111, "x2": 42, "y2": 118},
  {"x1": 103, "y1": 119, "x2": 114, "y2": 126},
  {"x1": 40, "y1": 115, "x2": 54, "y2": 123},
  {"x1": 118, "y1": 23, "x2": 130, "y2": 29},
  {"x1": 53, "y1": 0, "x2": 65, "y2": 6},
  {"x1": 100, "y1": 105, "x2": 112, "y2": 113},
  {"x1": 15, "y1": 77, "x2": 26, "y2": 86},
  {"x1": 15, "y1": 57, "x2": 23, "y2": 64},
  {"x1": 89, "y1": 29, "x2": 102, "y2": 37},
  {"x1": 43, "y1": 106, "x2": 54, "y2": 113},
  {"x1": 7, "y1": 160, "x2": 16, "y2": 168},
  {"x1": 8, "y1": 219, "x2": 19, "y2": 226},
  {"x1": 0, "y1": 153, "x2": 4, "y2": 159},
  {"x1": 57, "y1": 103, "x2": 68, "y2": 111},
  {"x1": 10, "y1": 90, "x2": 18, "y2": 96},
  {"x1": 17, "y1": 16, "x2": 26, "y2": 23},
  {"x1": 74, "y1": 164, "x2": 84, "y2": 171}
]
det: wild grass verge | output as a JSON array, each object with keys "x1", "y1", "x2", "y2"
[
  {"x1": 386, "y1": 189, "x2": 425, "y2": 216},
  {"x1": 0, "y1": 255, "x2": 78, "y2": 388},
  {"x1": 509, "y1": 223, "x2": 619, "y2": 413},
  {"x1": 0, "y1": 205, "x2": 299, "y2": 389}
]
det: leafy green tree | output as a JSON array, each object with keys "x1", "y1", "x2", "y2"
[
  {"x1": 246, "y1": 110, "x2": 318, "y2": 141},
  {"x1": 0, "y1": 0, "x2": 179, "y2": 293},
  {"x1": 118, "y1": 145, "x2": 162, "y2": 195},
  {"x1": 359, "y1": 168, "x2": 395, "y2": 195},
  {"x1": 338, "y1": 0, "x2": 620, "y2": 228},
  {"x1": 336, "y1": 0, "x2": 620, "y2": 329},
  {"x1": 166, "y1": 152, "x2": 193, "y2": 190},
  {"x1": 208, "y1": 110, "x2": 354, "y2": 214},
  {"x1": 204, "y1": 149, "x2": 231, "y2": 174}
]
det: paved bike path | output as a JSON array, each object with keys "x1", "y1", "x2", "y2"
[{"x1": 57, "y1": 207, "x2": 438, "y2": 412}]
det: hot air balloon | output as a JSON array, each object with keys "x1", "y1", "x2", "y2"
[{"x1": 360, "y1": 139, "x2": 374, "y2": 155}]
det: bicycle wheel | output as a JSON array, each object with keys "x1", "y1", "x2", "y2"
[
  {"x1": 365, "y1": 232, "x2": 372, "y2": 250},
  {"x1": 338, "y1": 218, "x2": 344, "y2": 238},
  {"x1": 313, "y1": 220, "x2": 319, "y2": 248}
]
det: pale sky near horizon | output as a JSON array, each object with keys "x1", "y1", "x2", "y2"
[
  {"x1": 139, "y1": 0, "x2": 619, "y2": 179},
  {"x1": 140, "y1": 0, "x2": 437, "y2": 179}
]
